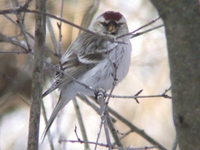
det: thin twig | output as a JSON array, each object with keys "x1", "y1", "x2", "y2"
[
  {"x1": 108, "y1": 107, "x2": 167, "y2": 150},
  {"x1": 15, "y1": 14, "x2": 31, "y2": 51},
  {"x1": 130, "y1": 24, "x2": 164, "y2": 39},
  {"x1": 60, "y1": 125, "x2": 121, "y2": 149},
  {"x1": 56, "y1": 0, "x2": 65, "y2": 58},
  {"x1": 59, "y1": 136, "x2": 156, "y2": 150},
  {"x1": 0, "y1": 7, "x2": 122, "y2": 44},
  {"x1": 0, "y1": 33, "x2": 30, "y2": 52},
  {"x1": 3, "y1": 14, "x2": 57, "y2": 56},
  {"x1": 73, "y1": 98, "x2": 90, "y2": 150},
  {"x1": 1, "y1": 7, "x2": 164, "y2": 56},
  {"x1": 94, "y1": 89, "x2": 105, "y2": 150},
  {"x1": 77, "y1": 94, "x2": 164, "y2": 149},
  {"x1": 106, "y1": 113, "x2": 123, "y2": 147},
  {"x1": 59, "y1": 138, "x2": 119, "y2": 149},
  {"x1": 108, "y1": 88, "x2": 172, "y2": 100},
  {"x1": 3, "y1": 14, "x2": 35, "y2": 39},
  {"x1": 117, "y1": 17, "x2": 161, "y2": 39},
  {"x1": 95, "y1": 88, "x2": 112, "y2": 150},
  {"x1": 12, "y1": 0, "x2": 31, "y2": 51},
  {"x1": 46, "y1": 16, "x2": 58, "y2": 55}
]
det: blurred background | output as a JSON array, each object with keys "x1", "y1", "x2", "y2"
[{"x1": 0, "y1": 0, "x2": 174, "y2": 149}]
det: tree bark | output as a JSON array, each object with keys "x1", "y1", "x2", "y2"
[
  {"x1": 150, "y1": 1, "x2": 200, "y2": 150},
  {"x1": 27, "y1": 0, "x2": 46, "y2": 149}
]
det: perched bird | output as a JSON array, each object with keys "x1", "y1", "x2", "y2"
[{"x1": 42, "y1": 11, "x2": 132, "y2": 139}]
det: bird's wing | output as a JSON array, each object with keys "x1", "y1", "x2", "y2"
[
  {"x1": 42, "y1": 33, "x2": 118, "y2": 139},
  {"x1": 42, "y1": 53, "x2": 96, "y2": 97},
  {"x1": 42, "y1": 32, "x2": 116, "y2": 97}
]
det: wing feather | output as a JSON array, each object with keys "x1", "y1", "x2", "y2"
[{"x1": 43, "y1": 31, "x2": 117, "y2": 97}]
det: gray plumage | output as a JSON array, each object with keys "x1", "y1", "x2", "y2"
[{"x1": 42, "y1": 11, "x2": 132, "y2": 140}]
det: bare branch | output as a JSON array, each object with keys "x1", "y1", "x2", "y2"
[
  {"x1": 117, "y1": 17, "x2": 161, "y2": 39},
  {"x1": 73, "y1": 98, "x2": 90, "y2": 149},
  {"x1": 130, "y1": 24, "x2": 164, "y2": 39},
  {"x1": 27, "y1": 0, "x2": 46, "y2": 149},
  {"x1": 46, "y1": 16, "x2": 59, "y2": 55},
  {"x1": 0, "y1": 33, "x2": 30, "y2": 53},
  {"x1": 0, "y1": 6, "x2": 164, "y2": 51},
  {"x1": 95, "y1": 88, "x2": 112, "y2": 150},
  {"x1": 108, "y1": 107, "x2": 167, "y2": 150},
  {"x1": 106, "y1": 113, "x2": 123, "y2": 147},
  {"x1": 15, "y1": 14, "x2": 31, "y2": 51},
  {"x1": 0, "y1": 7, "x2": 115, "y2": 42},
  {"x1": 109, "y1": 88, "x2": 172, "y2": 100},
  {"x1": 56, "y1": 0, "x2": 65, "y2": 58}
]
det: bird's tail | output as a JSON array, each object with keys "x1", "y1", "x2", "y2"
[
  {"x1": 41, "y1": 88, "x2": 76, "y2": 142},
  {"x1": 41, "y1": 93, "x2": 64, "y2": 142}
]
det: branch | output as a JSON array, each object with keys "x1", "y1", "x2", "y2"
[
  {"x1": 117, "y1": 17, "x2": 161, "y2": 39},
  {"x1": 130, "y1": 24, "x2": 164, "y2": 39},
  {"x1": 95, "y1": 88, "x2": 112, "y2": 150},
  {"x1": 108, "y1": 107, "x2": 167, "y2": 150},
  {"x1": 27, "y1": 0, "x2": 46, "y2": 149},
  {"x1": 15, "y1": 12, "x2": 32, "y2": 52},
  {"x1": 0, "y1": 7, "x2": 118, "y2": 43},
  {"x1": 108, "y1": 87, "x2": 172, "y2": 100},
  {"x1": 0, "y1": 17, "x2": 56, "y2": 56},
  {"x1": 0, "y1": 33, "x2": 31, "y2": 53},
  {"x1": 0, "y1": 6, "x2": 161, "y2": 44},
  {"x1": 57, "y1": 0, "x2": 65, "y2": 58},
  {"x1": 46, "y1": 16, "x2": 59, "y2": 56},
  {"x1": 73, "y1": 98, "x2": 90, "y2": 149},
  {"x1": 59, "y1": 126, "x2": 156, "y2": 150}
]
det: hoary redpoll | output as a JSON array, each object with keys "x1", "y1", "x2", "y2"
[{"x1": 42, "y1": 11, "x2": 132, "y2": 138}]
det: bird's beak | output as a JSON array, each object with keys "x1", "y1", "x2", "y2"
[{"x1": 107, "y1": 21, "x2": 118, "y2": 34}]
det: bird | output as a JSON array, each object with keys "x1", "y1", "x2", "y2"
[{"x1": 42, "y1": 11, "x2": 132, "y2": 139}]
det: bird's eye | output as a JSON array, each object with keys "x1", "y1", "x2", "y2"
[{"x1": 100, "y1": 22, "x2": 108, "y2": 27}]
